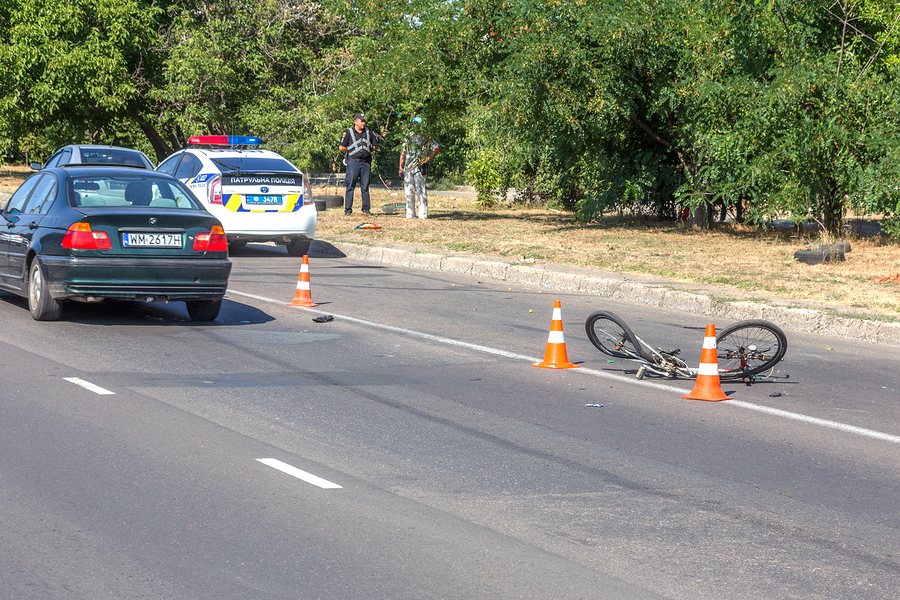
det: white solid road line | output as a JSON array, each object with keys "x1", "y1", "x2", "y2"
[
  {"x1": 256, "y1": 458, "x2": 343, "y2": 489},
  {"x1": 726, "y1": 400, "x2": 900, "y2": 444},
  {"x1": 63, "y1": 377, "x2": 115, "y2": 395},
  {"x1": 228, "y1": 289, "x2": 900, "y2": 445}
]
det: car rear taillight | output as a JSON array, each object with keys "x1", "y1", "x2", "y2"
[
  {"x1": 303, "y1": 176, "x2": 313, "y2": 205},
  {"x1": 62, "y1": 223, "x2": 112, "y2": 250},
  {"x1": 193, "y1": 225, "x2": 228, "y2": 251},
  {"x1": 209, "y1": 175, "x2": 222, "y2": 204}
]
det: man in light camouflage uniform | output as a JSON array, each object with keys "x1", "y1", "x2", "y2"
[{"x1": 398, "y1": 117, "x2": 441, "y2": 219}]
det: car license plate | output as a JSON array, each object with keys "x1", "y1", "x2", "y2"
[
  {"x1": 122, "y1": 232, "x2": 183, "y2": 248},
  {"x1": 245, "y1": 194, "x2": 282, "y2": 205}
]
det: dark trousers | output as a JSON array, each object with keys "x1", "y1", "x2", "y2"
[{"x1": 345, "y1": 160, "x2": 371, "y2": 211}]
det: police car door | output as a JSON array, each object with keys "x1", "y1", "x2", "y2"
[{"x1": 175, "y1": 154, "x2": 203, "y2": 184}]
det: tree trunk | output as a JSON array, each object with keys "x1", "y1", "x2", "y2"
[
  {"x1": 129, "y1": 110, "x2": 174, "y2": 163},
  {"x1": 688, "y1": 203, "x2": 709, "y2": 229},
  {"x1": 822, "y1": 192, "x2": 844, "y2": 238}
]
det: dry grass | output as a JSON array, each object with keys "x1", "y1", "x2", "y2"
[
  {"x1": 0, "y1": 164, "x2": 32, "y2": 193},
  {"x1": 316, "y1": 186, "x2": 900, "y2": 319},
  {"x1": 4, "y1": 166, "x2": 897, "y2": 318}
]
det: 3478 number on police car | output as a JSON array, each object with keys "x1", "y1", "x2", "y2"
[{"x1": 122, "y1": 232, "x2": 182, "y2": 248}]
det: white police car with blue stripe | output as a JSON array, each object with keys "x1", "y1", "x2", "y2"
[{"x1": 156, "y1": 136, "x2": 316, "y2": 256}]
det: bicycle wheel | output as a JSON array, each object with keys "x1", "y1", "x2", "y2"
[
  {"x1": 585, "y1": 311, "x2": 643, "y2": 359},
  {"x1": 716, "y1": 320, "x2": 788, "y2": 380}
]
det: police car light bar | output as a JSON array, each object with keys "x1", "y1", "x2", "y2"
[{"x1": 188, "y1": 135, "x2": 262, "y2": 146}]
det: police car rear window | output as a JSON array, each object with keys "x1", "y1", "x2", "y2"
[{"x1": 210, "y1": 157, "x2": 297, "y2": 173}]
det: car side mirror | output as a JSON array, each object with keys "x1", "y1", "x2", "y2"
[{"x1": 30, "y1": 162, "x2": 42, "y2": 171}]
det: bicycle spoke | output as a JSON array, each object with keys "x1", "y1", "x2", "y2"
[
  {"x1": 716, "y1": 321, "x2": 787, "y2": 379},
  {"x1": 585, "y1": 311, "x2": 643, "y2": 360}
]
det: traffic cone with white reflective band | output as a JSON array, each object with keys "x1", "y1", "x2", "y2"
[
  {"x1": 533, "y1": 301, "x2": 579, "y2": 369},
  {"x1": 682, "y1": 324, "x2": 732, "y2": 401},
  {"x1": 287, "y1": 255, "x2": 318, "y2": 307}
]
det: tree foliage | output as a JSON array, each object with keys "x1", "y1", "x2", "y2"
[
  {"x1": 2, "y1": 0, "x2": 900, "y2": 236},
  {"x1": 0, "y1": 0, "x2": 167, "y2": 157}
]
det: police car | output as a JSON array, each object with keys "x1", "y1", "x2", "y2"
[{"x1": 156, "y1": 136, "x2": 315, "y2": 256}]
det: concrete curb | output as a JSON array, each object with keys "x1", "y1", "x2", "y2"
[{"x1": 312, "y1": 238, "x2": 900, "y2": 348}]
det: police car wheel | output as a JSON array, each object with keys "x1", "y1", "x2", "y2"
[{"x1": 285, "y1": 238, "x2": 311, "y2": 257}]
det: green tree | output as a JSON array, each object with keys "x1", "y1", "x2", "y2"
[
  {"x1": 318, "y1": 0, "x2": 476, "y2": 179},
  {"x1": 0, "y1": 0, "x2": 171, "y2": 160},
  {"x1": 0, "y1": 0, "x2": 351, "y2": 165},
  {"x1": 461, "y1": 0, "x2": 900, "y2": 236},
  {"x1": 151, "y1": 0, "x2": 350, "y2": 166}
]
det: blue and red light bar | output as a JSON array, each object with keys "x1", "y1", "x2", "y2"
[{"x1": 188, "y1": 135, "x2": 262, "y2": 146}]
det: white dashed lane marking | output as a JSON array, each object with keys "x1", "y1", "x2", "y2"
[
  {"x1": 64, "y1": 377, "x2": 115, "y2": 395},
  {"x1": 257, "y1": 458, "x2": 343, "y2": 489}
]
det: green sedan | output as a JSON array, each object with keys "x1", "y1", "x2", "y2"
[{"x1": 0, "y1": 165, "x2": 232, "y2": 321}]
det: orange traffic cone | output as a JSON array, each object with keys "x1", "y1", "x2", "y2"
[
  {"x1": 287, "y1": 255, "x2": 318, "y2": 307},
  {"x1": 683, "y1": 324, "x2": 732, "y2": 401},
  {"x1": 533, "y1": 301, "x2": 579, "y2": 369}
]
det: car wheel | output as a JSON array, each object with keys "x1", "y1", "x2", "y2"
[
  {"x1": 28, "y1": 260, "x2": 64, "y2": 321},
  {"x1": 285, "y1": 237, "x2": 311, "y2": 257},
  {"x1": 186, "y1": 299, "x2": 222, "y2": 321}
]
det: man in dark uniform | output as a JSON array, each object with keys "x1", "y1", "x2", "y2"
[{"x1": 339, "y1": 113, "x2": 379, "y2": 215}]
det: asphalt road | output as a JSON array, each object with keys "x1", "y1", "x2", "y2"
[{"x1": 0, "y1": 244, "x2": 898, "y2": 599}]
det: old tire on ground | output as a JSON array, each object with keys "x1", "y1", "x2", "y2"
[
  {"x1": 186, "y1": 299, "x2": 222, "y2": 321},
  {"x1": 794, "y1": 248, "x2": 845, "y2": 265},
  {"x1": 285, "y1": 237, "x2": 311, "y2": 257},
  {"x1": 809, "y1": 241, "x2": 851, "y2": 253},
  {"x1": 314, "y1": 194, "x2": 343, "y2": 209},
  {"x1": 28, "y1": 260, "x2": 64, "y2": 321},
  {"x1": 832, "y1": 240, "x2": 852, "y2": 253}
]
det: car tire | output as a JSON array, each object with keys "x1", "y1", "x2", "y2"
[
  {"x1": 186, "y1": 299, "x2": 222, "y2": 321},
  {"x1": 794, "y1": 248, "x2": 845, "y2": 265},
  {"x1": 285, "y1": 237, "x2": 311, "y2": 257},
  {"x1": 28, "y1": 260, "x2": 64, "y2": 321}
]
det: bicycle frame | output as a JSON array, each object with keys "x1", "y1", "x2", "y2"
[{"x1": 613, "y1": 332, "x2": 696, "y2": 380}]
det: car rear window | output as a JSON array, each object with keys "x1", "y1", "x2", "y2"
[
  {"x1": 79, "y1": 148, "x2": 154, "y2": 169},
  {"x1": 68, "y1": 175, "x2": 202, "y2": 210},
  {"x1": 210, "y1": 156, "x2": 298, "y2": 173}
]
